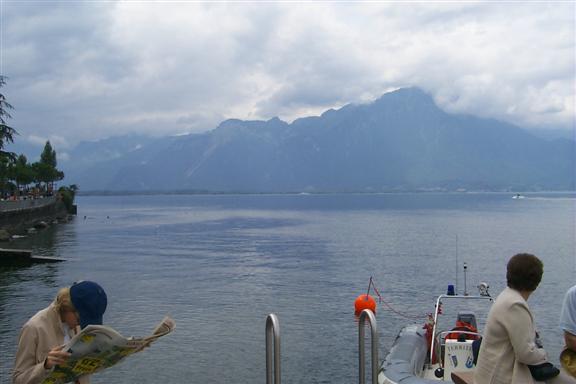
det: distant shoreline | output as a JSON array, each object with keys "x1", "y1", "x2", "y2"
[{"x1": 76, "y1": 189, "x2": 576, "y2": 197}]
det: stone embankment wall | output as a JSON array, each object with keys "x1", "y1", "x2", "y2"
[{"x1": 0, "y1": 197, "x2": 70, "y2": 234}]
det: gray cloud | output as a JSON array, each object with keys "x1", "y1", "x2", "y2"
[{"x1": 2, "y1": 1, "x2": 574, "y2": 151}]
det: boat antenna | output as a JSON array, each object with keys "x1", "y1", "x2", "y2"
[
  {"x1": 455, "y1": 234, "x2": 459, "y2": 295},
  {"x1": 463, "y1": 262, "x2": 468, "y2": 296}
]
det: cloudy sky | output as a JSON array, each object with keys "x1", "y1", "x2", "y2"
[{"x1": 1, "y1": 1, "x2": 574, "y2": 153}]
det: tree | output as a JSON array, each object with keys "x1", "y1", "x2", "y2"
[
  {"x1": 58, "y1": 184, "x2": 78, "y2": 213},
  {"x1": 32, "y1": 162, "x2": 52, "y2": 185},
  {"x1": 40, "y1": 140, "x2": 57, "y2": 168},
  {"x1": 0, "y1": 155, "x2": 13, "y2": 197},
  {"x1": 0, "y1": 75, "x2": 17, "y2": 162},
  {"x1": 35, "y1": 141, "x2": 65, "y2": 192},
  {"x1": 11, "y1": 154, "x2": 34, "y2": 194}
]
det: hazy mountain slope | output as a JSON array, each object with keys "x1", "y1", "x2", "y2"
[{"x1": 64, "y1": 88, "x2": 575, "y2": 192}]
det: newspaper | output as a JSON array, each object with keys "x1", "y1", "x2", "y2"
[{"x1": 42, "y1": 316, "x2": 175, "y2": 384}]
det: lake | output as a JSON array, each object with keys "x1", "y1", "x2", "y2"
[{"x1": 1, "y1": 192, "x2": 575, "y2": 384}]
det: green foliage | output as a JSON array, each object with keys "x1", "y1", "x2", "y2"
[
  {"x1": 0, "y1": 155, "x2": 14, "y2": 196},
  {"x1": 58, "y1": 185, "x2": 77, "y2": 213},
  {"x1": 28, "y1": 141, "x2": 65, "y2": 187},
  {"x1": 32, "y1": 162, "x2": 51, "y2": 184},
  {"x1": 11, "y1": 154, "x2": 34, "y2": 191},
  {"x1": 40, "y1": 141, "x2": 57, "y2": 168},
  {"x1": 0, "y1": 75, "x2": 17, "y2": 162},
  {"x1": 1, "y1": 140, "x2": 66, "y2": 196},
  {"x1": 0, "y1": 78, "x2": 70, "y2": 199}
]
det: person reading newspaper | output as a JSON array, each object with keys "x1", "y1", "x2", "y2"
[
  {"x1": 41, "y1": 315, "x2": 175, "y2": 384},
  {"x1": 13, "y1": 281, "x2": 107, "y2": 384}
]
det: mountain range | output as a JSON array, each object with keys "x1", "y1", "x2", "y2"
[{"x1": 58, "y1": 87, "x2": 575, "y2": 192}]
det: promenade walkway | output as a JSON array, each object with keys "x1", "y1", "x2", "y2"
[{"x1": 0, "y1": 196, "x2": 58, "y2": 212}]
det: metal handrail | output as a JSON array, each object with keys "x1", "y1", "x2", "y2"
[
  {"x1": 358, "y1": 309, "x2": 378, "y2": 384},
  {"x1": 429, "y1": 294, "x2": 493, "y2": 364},
  {"x1": 266, "y1": 313, "x2": 281, "y2": 384},
  {"x1": 433, "y1": 329, "x2": 482, "y2": 368}
]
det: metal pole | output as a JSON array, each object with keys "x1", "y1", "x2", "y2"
[
  {"x1": 463, "y1": 262, "x2": 468, "y2": 296},
  {"x1": 359, "y1": 309, "x2": 379, "y2": 384},
  {"x1": 428, "y1": 294, "x2": 493, "y2": 363},
  {"x1": 429, "y1": 295, "x2": 442, "y2": 364},
  {"x1": 455, "y1": 234, "x2": 459, "y2": 294},
  {"x1": 266, "y1": 314, "x2": 281, "y2": 384}
]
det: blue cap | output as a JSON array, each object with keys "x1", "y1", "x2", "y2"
[{"x1": 70, "y1": 281, "x2": 107, "y2": 329}]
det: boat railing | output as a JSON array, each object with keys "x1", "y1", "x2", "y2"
[
  {"x1": 266, "y1": 313, "x2": 281, "y2": 384},
  {"x1": 432, "y1": 329, "x2": 482, "y2": 366},
  {"x1": 429, "y1": 294, "x2": 492, "y2": 365},
  {"x1": 437, "y1": 330, "x2": 482, "y2": 340},
  {"x1": 358, "y1": 309, "x2": 378, "y2": 384}
]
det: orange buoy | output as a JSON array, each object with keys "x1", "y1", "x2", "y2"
[{"x1": 354, "y1": 294, "x2": 376, "y2": 316}]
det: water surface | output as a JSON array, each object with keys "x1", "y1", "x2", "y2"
[{"x1": 1, "y1": 193, "x2": 574, "y2": 384}]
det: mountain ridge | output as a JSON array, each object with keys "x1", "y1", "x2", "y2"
[{"x1": 62, "y1": 88, "x2": 575, "y2": 192}]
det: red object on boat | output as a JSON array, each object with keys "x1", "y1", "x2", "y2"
[
  {"x1": 445, "y1": 320, "x2": 479, "y2": 340},
  {"x1": 354, "y1": 294, "x2": 376, "y2": 315}
]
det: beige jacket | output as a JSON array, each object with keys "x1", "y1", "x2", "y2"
[
  {"x1": 13, "y1": 302, "x2": 89, "y2": 384},
  {"x1": 474, "y1": 287, "x2": 547, "y2": 384}
]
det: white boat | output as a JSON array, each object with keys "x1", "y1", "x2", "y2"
[
  {"x1": 378, "y1": 285, "x2": 493, "y2": 384},
  {"x1": 264, "y1": 280, "x2": 493, "y2": 384},
  {"x1": 512, "y1": 194, "x2": 525, "y2": 199}
]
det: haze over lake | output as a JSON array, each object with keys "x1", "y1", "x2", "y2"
[{"x1": 1, "y1": 192, "x2": 574, "y2": 384}]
